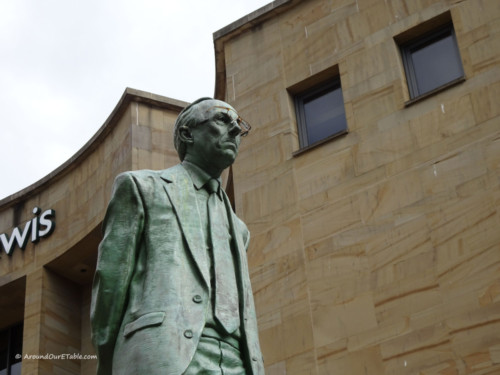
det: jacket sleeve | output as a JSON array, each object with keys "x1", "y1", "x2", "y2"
[
  {"x1": 90, "y1": 172, "x2": 145, "y2": 375},
  {"x1": 235, "y1": 216, "x2": 250, "y2": 252}
]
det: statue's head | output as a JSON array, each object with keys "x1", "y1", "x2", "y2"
[{"x1": 173, "y1": 98, "x2": 251, "y2": 176}]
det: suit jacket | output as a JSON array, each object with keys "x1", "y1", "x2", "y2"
[{"x1": 91, "y1": 164, "x2": 264, "y2": 375}]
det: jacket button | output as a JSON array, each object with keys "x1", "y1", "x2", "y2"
[
  {"x1": 252, "y1": 356, "x2": 258, "y2": 361},
  {"x1": 184, "y1": 330, "x2": 193, "y2": 339},
  {"x1": 192, "y1": 295, "x2": 203, "y2": 303}
]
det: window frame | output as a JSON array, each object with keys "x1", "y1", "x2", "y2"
[
  {"x1": 294, "y1": 76, "x2": 348, "y2": 152},
  {"x1": 400, "y1": 22, "x2": 465, "y2": 100}
]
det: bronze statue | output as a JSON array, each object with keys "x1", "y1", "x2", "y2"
[{"x1": 91, "y1": 98, "x2": 264, "y2": 374}]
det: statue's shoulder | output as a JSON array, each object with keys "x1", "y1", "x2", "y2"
[
  {"x1": 115, "y1": 165, "x2": 184, "y2": 184},
  {"x1": 111, "y1": 169, "x2": 154, "y2": 186}
]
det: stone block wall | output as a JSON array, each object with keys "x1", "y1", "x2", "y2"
[{"x1": 216, "y1": 0, "x2": 500, "y2": 373}]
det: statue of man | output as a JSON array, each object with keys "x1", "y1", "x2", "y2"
[{"x1": 91, "y1": 98, "x2": 264, "y2": 375}]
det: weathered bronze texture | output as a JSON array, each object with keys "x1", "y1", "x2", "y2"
[{"x1": 91, "y1": 98, "x2": 264, "y2": 374}]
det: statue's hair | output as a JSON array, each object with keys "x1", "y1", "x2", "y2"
[{"x1": 173, "y1": 97, "x2": 213, "y2": 161}]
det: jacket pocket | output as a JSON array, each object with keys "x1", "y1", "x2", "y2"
[{"x1": 123, "y1": 311, "x2": 166, "y2": 338}]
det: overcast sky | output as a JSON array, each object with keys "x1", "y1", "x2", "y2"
[{"x1": 0, "y1": 0, "x2": 271, "y2": 200}]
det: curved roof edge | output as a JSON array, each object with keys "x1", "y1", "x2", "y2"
[
  {"x1": 213, "y1": 0, "x2": 296, "y2": 100},
  {"x1": 0, "y1": 87, "x2": 188, "y2": 210}
]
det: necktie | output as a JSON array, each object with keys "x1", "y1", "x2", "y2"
[{"x1": 205, "y1": 179, "x2": 240, "y2": 334}]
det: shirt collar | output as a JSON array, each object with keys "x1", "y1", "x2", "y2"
[{"x1": 181, "y1": 160, "x2": 221, "y2": 194}]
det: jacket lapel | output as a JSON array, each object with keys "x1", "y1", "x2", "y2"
[{"x1": 160, "y1": 165, "x2": 211, "y2": 289}]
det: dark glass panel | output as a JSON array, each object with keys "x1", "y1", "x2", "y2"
[
  {"x1": 411, "y1": 32, "x2": 463, "y2": 95},
  {"x1": 0, "y1": 329, "x2": 8, "y2": 373},
  {"x1": 303, "y1": 86, "x2": 347, "y2": 145},
  {"x1": 10, "y1": 324, "x2": 22, "y2": 367},
  {"x1": 0, "y1": 324, "x2": 23, "y2": 375}
]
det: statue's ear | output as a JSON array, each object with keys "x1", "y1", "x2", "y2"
[{"x1": 179, "y1": 126, "x2": 194, "y2": 145}]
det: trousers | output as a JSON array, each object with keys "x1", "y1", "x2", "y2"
[{"x1": 182, "y1": 336, "x2": 247, "y2": 375}]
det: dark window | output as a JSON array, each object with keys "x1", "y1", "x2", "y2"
[
  {"x1": 400, "y1": 23, "x2": 464, "y2": 99},
  {"x1": 0, "y1": 324, "x2": 23, "y2": 375},
  {"x1": 294, "y1": 77, "x2": 347, "y2": 149}
]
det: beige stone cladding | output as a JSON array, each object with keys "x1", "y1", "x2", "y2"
[
  {"x1": 0, "y1": 88, "x2": 186, "y2": 375},
  {"x1": 214, "y1": 0, "x2": 500, "y2": 374}
]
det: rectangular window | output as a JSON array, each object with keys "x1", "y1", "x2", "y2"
[
  {"x1": 0, "y1": 323, "x2": 23, "y2": 375},
  {"x1": 400, "y1": 22, "x2": 464, "y2": 100},
  {"x1": 294, "y1": 77, "x2": 348, "y2": 149}
]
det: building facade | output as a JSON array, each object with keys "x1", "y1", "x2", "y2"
[
  {"x1": 1, "y1": 0, "x2": 499, "y2": 374},
  {"x1": 213, "y1": 0, "x2": 500, "y2": 373}
]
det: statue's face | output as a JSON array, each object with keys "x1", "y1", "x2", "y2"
[{"x1": 187, "y1": 100, "x2": 243, "y2": 173}]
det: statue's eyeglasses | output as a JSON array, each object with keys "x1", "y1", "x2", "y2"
[{"x1": 205, "y1": 105, "x2": 251, "y2": 137}]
